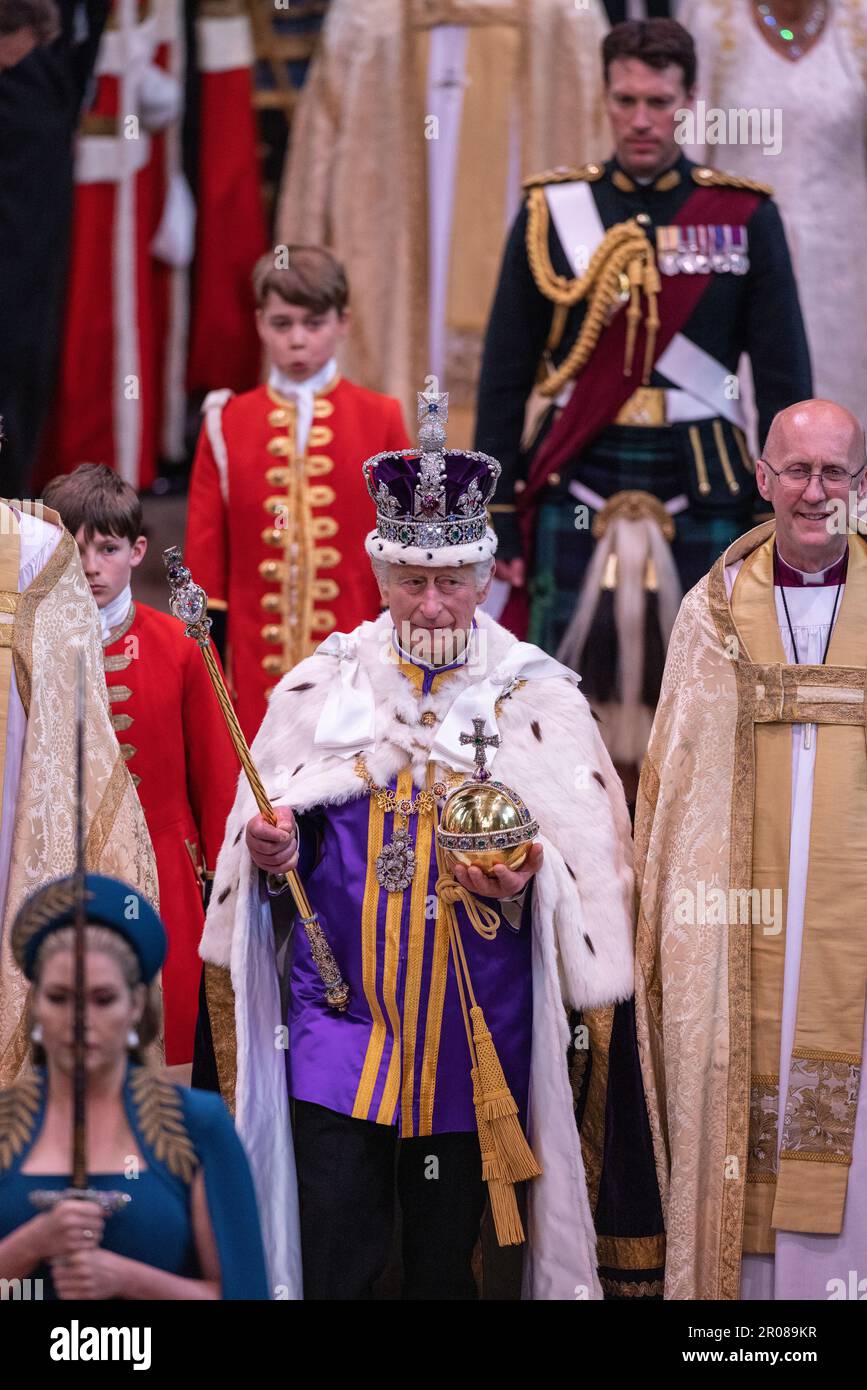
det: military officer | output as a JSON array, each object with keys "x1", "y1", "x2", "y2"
[{"x1": 475, "y1": 17, "x2": 812, "y2": 770}]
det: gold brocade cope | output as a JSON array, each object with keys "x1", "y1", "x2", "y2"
[
  {"x1": 441, "y1": 20, "x2": 519, "y2": 431},
  {"x1": 0, "y1": 506, "x2": 21, "y2": 851},
  {"x1": 730, "y1": 534, "x2": 867, "y2": 1251}
]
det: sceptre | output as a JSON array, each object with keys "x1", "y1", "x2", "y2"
[{"x1": 162, "y1": 547, "x2": 349, "y2": 1011}]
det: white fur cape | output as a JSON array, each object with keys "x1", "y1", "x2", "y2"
[{"x1": 203, "y1": 611, "x2": 634, "y2": 1299}]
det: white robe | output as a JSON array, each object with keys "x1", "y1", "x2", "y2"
[{"x1": 724, "y1": 561, "x2": 867, "y2": 1299}]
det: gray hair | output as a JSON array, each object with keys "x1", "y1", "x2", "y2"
[{"x1": 371, "y1": 557, "x2": 494, "y2": 593}]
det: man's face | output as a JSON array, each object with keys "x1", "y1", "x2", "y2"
[
  {"x1": 756, "y1": 411, "x2": 867, "y2": 565},
  {"x1": 383, "y1": 565, "x2": 490, "y2": 664},
  {"x1": 256, "y1": 293, "x2": 347, "y2": 383},
  {"x1": 604, "y1": 58, "x2": 690, "y2": 179},
  {"x1": 74, "y1": 527, "x2": 147, "y2": 609}
]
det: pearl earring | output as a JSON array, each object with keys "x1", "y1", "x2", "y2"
[
  {"x1": 127, "y1": 1028, "x2": 140, "y2": 1048},
  {"x1": 30, "y1": 1023, "x2": 43, "y2": 1044}
]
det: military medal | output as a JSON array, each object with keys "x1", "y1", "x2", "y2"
[
  {"x1": 656, "y1": 226, "x2": 680, "y2": 277},
  {"x1": 695, "y1": 225, "x2": 711, "y2": 274},
  {"x1": 729, "y1": 226, "x2": 749, "y2": 275},
  {"x1": 677, "y1": 226, "x2": 697, "y2": 274},
  {"x1": 711, "y1": 225, "x2": 729, "y2": 273}
]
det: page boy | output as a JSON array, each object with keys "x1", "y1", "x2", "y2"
[{"x1": 184, "y1": 244, "x2": 410, "y2": 742}]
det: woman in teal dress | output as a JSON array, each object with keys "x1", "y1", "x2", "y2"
[{"x1": 0, "y1": 875, "x2": 269, "y2": 1300}]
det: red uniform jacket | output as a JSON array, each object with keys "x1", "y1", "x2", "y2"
[
  {"x1": 103, "y1": 602, "x2": 239, "y2": 1065},
  {"x1": 184, "y1": 374, "x2": 409, "y2": 742}
]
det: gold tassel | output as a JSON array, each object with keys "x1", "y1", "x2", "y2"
[
  {"x1": 435, "y1": 849, "x2": 542, "y2": 1248},
  {"x1": 623, "y1": 258, "x2": 644, "y2": 377},
  {"x1": 475, "y1": 1101, "x2": 526, "y2": 1246},
  {"x1": 641, "y1": 263, "x2": 661, "y2": 385},
  {"x1": 471, "y1": 1004, "x2": 541, "y2": 1183}
]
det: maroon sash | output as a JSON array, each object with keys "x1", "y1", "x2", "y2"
[{"x1": 500, "y1": 183, "x2": 760, "y2": 636}]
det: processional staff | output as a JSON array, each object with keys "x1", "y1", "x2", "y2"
[{"x1": 162, "y1": 546, "x2": 349, "y2": 1011}]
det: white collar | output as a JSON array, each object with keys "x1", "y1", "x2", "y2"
[
  {"x1": 392, "y1": 626, "x2": 473, "y2": 673},
  {"x1": 268, "y1": 357, "x2": 338, "y2": 400},
  {"x1": 100, "y1": 585, "x2": 132, "y2": 643}
]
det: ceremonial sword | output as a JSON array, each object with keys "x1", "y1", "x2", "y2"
[
  {"x1": 162, "y1": 546, "x2": 349, "y2": 1011},
  {"x1": 30, "y1": 647, "x2": 132, "y2": 1219}
]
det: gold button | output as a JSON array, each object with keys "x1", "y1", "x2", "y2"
[
  {"x1": 312, "y1": 578, "x2": 339, "y2": 600},
  {"x1": 267, "y1": 437, "x2": 293, "y2": 458},
  {"x1": 312, "y1": 609, "x2": 336, "y2": 630},
  {"x1": 308, "y1": 484, "x2": 336, "y2": 508},
  {"x1": 306, "y1": 454, "x2": 334, "y2": 477},
  {"x1": 267, "y1": 408, "x2": 292, "y2": 427},
  {"x1": 308, "y1": 425, "x2": 333, "y2": 448},
  {"x1": 261, "y1": 655, "x2": 284, "y2": 675},
  {"x1": 261, "y1": 624, "x2": 284, "y2": 643},
  {"x1": 266, "y1": 466, "x2": 290, "y2": 486},
  {"x1": 548, "y1": 472, "x2": 561, "y2": 486},
  {"x1": 262, "y1": 527, "x2": 289, "y2": 547},
  {"x1": 586, "y1": 163, "x2": 601, "y2": 177},
  {"x1": 259, "y1": 559, "x2": 284, "y2": 580},
  {"x1": 314, "y1": 547, "x2": 341, "y2": 569},
  {"x1": 311, "y1": 517, "x2": 338, "y2": 539},
  {"x1": 636, "y1": 213, "x2": 651, "y2": 227},
  {"x1": 263, "y1": 495, "x2": 289, "y2": 517},
  {"x1": 261, "y1": 592, "x2": 282, "y2": 612},
  {"x1": 420, "y1": 711, "x2": 437, "y2": 727},
  {"x1": 313, "y1": 399, "x2": 335, "y2": 419}
]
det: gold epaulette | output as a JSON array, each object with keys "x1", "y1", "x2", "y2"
[
  {"x1": 692, "y1": 166, "x2": 774, "y2": 198},
  {"x1": 522, "y1": 162, "x2": 604, "y2": 191}
]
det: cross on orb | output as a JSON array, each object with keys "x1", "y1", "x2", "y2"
[{"x1": 460, "y1": 717, "x2": 499, "y2": 781}]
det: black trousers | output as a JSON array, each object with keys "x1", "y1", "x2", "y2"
[{"x1": 292, "y1": 1099, "x2": 486, "y2": 1300}]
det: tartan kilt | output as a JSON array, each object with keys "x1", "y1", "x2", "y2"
[{"x1": 528, "y1": 419, "x2": 757, "y2": 655}]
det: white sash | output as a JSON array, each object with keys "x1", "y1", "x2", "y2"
[{"x1": 544, "y1": 180, "x2": 746, "y2": 429}]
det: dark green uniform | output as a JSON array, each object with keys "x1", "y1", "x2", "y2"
[{"x1": 475, "y1": 153, "x2": 812, "y2": 653}]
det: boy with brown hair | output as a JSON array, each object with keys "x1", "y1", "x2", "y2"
[
  {"x1": 42, "y1": 464, "x2": 238, "y2": 1068},
  {"x1": 185, "y1": 244, "x2": 410, "y2": 742}
]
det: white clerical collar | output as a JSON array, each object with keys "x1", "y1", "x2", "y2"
[
  {"x1": 268, "y1": 357, "x2": 338, "y2": 400},
  {"x1": 100, "y1": 585, "x2": 132, "y2": 643}
]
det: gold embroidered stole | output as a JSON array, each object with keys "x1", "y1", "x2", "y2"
[
  {"x1": 732, "y1": 534, "x2": 867, "y2": 1251},
  {"x1": 0, "y1": 506, "x2": 21, "y2": 848}
]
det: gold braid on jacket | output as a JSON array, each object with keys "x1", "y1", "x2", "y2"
[{"x1": 525, "y1": 185, "x2": 661, "y2": 397}]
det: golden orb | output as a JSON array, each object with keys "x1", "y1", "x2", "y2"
[{"x1": 437, "y1": 778, "x2": 539, "y2": 874}]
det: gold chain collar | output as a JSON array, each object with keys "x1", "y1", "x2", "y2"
[{"x1": 353, "y1": 754, "x2": 445, "y2": 822}]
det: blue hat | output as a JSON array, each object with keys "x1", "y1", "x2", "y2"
[{"x1": 11, "y1": 875, "x2": 166, "y2": 984}]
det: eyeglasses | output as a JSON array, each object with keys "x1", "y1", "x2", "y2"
[{"x1": 758, "y1": 459, "x2": 867, "y2": 491}]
